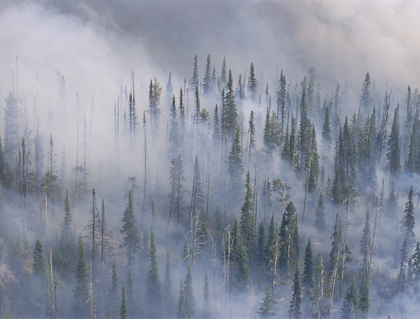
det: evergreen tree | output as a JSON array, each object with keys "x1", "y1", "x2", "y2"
[
  {"x1": 314, "y1": 192, "x2": 326, "y2": 233},
  {"x1": 223, "y1": 69, "x2": 238, "y2": 138},
  {"x1": 177, "y1": 279, "x2": 187, "y2": 319},
  {"x1": 73, "y1": 239, "x2": 90, "y2": 318},
  {"x1": 359, "y1": 272, "x2": 370, "y2": 319},
  {"x1": 228, "y1": 128, "x2": 244, "y2": 202},
  {"x1": 119, "y1": 286, "x2": 128, "y2": 319},
  {"x1": 248, "y1": 62, "x2": 258, "y2": 101},
  {"x1": 401, "y1": 186, "x2": 415, "y2": 249},
  {"x1": 289, "y1": 260, "x2": 302, "y2": 319},
  {"x1": 361, "y1": 72, "x2": 372, "y2": 117},
  {"x1": 146, "y1": 226, "x2": 162, "y2": 316},
  {"x1": 412, "y1": 242, "x2": 420, "y2": 286},
  {"x1": 341, "y1": 276, "x2": 359, "y2": 319},
  {"x1": 256, "y1": 222, "x2": 265, "y2": 269},
  {"x1": 307, "y1": 126, "x2": 320, "y2": 192},
  {"x1": 189, "y1": 155, "x2": 204, "y2": 226},
  {"x1": 163, "y1": 250, "x2": 173, "y2": 316},
  {"x1": 169, "y1": 95, "x2": 179, "y2": 154},
  {"x1": 168, "y1": 154, "x2": 186, "y2": 228},
  {"x1": 84, "y1": 188, "x2": 101, "y2": 280},
  {"x1": 203, "y1": 269, "x2": 211, "y2": 319},
  {"x1": 360, "y1": 209, "x2": 371, "y2": 255},
  {"x1": 302, "y1": 239, "x2": 314, "y2": 294},
  {"x1": 108, "y1": 261, "x2": 119, "y2": 318},
  {"x1": 192, "y1": 54, "x2": 199, "y2": 90},
  {"x1": 203, "y1": 54, "x2": 212, "y2": 95},
  {"x1": 197, "y1": 210, "x2": 211, "y2": 261},
  {"x1": 387, "y1": 107, "x2": 401, "y2": 175},
  {"x1": 258, "y1": 284, "x2": 277, "y2": 318},
  {"x1": 264, "y1": 214, "x2": 276, "y2": 269},
  {"x1": 249, "y1": 111, "x2": 256, "y2": 160},
  {"x1": 322, "y1": 101, "x2": 331, "y2": 147},
  {"x1": 279, "y1": 201, "x2": 299, "y2": 273},
  {"x1": 194, "y1": 86, "x2": 201, "y2": 127},
  {"x1": 33, "y1": 239, "x2": 45, "y2": 276},
  {"x1": 184, "y1": 263, "x2": 195, "y2": 317},
  {"x1": 126, "y1": 267, "x2": 135, "y2": 316},
  {"x1": 240, "y1": 170, "x2": 256, "y2": 263},
  {"x1": 120, "y1": 191, "x2": 141, "y2": 266},
  {"x1": 213, "y1": 104, "x2": 221, "y2": 146},
  {"x1": 229, "y1": 218, "x2": 249, "y2": 294},
  {"x1": 263, "y1": 109, "x2": 281, "y2": 162}
]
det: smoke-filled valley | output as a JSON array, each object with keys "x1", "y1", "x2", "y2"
[{"x1": 0, "y1": 0, "x2": 419, "y2": 318}]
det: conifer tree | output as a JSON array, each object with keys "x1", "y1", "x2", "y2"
[
  {"x1": 314, "y1": 192, "x2": 326, "y2": 233},
  {"x1": 248, "y1": 62, "x2": 258, "y2": 101},
  {"x1": 146, "y1": 226, "x2": 162, "y2": 316},
  {"x1": 203, "y1": 54, "x2": 212, "y2": 95},
  {"x1": 359, "y1": 272, "x2": 370, "y2": 319},
  {"x1": 302, "y1": 239, "x2": 314, "y2": 294},
  {"x1": 184, "y1": 263, "x2": 195, "y2": 317},
  {"x1": 194, "y1": 86, "x2": 201, "y2": 127},
  {"x1": 341, "y1": 276, "x2": 359, "y2": 319},
  {"x1": 169, "y1": 154, "x2": 185, "y2": 228},
  {"x1": 73, "y1": 239, "x2": 89, "y2": 318},
  {"x1": 240, "y1": 170, "x2": 256, "y2": 263},
  {"x1": 192, "y1": 54, "x2": 199, "y2": 90},
  {"x1": 228, "y1": 128, "x2": 244, "y2": 202},
  {"x1": 229, "y1": 218, "x2": 249, "y2": 294},
  {"x1": 264, "y1": 214, "x2": 276, "y2": 269},
  {"x1": 360, "y1": 209, "x2": 371, "y2": 255},
  {"x1": 197, "y1": 210, "x2": 211, "y2": 261},
  {"x1": 361, "y1": 72, "x2": 372, "y2": 117},
  {"x1": 307, "y1": 126, "x2": 320, "y2": 192},
  {"x1": 120, "y1": 191, "x2": 141, "y2": 266},
  {"x1": 119, "y1": 286, "x2": 128, "y2": 319},
  {"x1": 169, "y1": 95, "x2": 179, "y2": 154},
  {"x1": 108, "y1": 261, "x2": 119, "y2": 318},
  {"x1": 258, "y1": 284, "x2": 277, "y2": 318},
  {"x1": 256, "y1": 222, "x2": 265, "y2": 269},
  {"x1": 100, "y1": 200, "x2": 113, "y2": 267},
  {"x1": 401, "y1": 186, "x2": 415, "y2": 249},
  {"x1": 279, "y1": 201, "x2": 299, "y2": 273},
  {"x1": 163, "y1": 250, "x2": 173, "y2": 316},
  {"x1": 189, "y1": 155, "x2": 204, "y2": 226},
  {"x1": 203, "y1": 269, "x2": 211, "y2": 319},
  {"x1": 223, "y1": 69, "x2": 238, "y2": 138},
  {"x1": 33, "y1": 239, "x2": 45, "y2": 276},
  {"x1": 387, "y1": 107, "x2": 401, "y2": 175},
  {"x1": 412, "y1": 242, "x2": 420, "y2": 286},
  {"x1": 126, "y1": 268, "x2": 135, "y2": 316},
  {"x1": 289, "y1": 260, "x2": 302, "y2": 319},
  {"x1": 84, "y1": 188, "x2": 101, "y2": 279},
  {"x1": 322, "y1": 101, "x2": 331, "y2": 147},
  {"x1": 213, "y1": 104, "x2": 221, "y2": 146},
  {"x1": 177, "y1": 279, "x2": 186, "y2": 319},
  {"x1": 249, "y1": 111, "x2": 256, "y2": 161}
]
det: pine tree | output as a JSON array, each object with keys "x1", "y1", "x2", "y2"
[
  {"x1": 359, "y1": 272, "x2": 370, "y2": 319},
  {"x1": 194, "y1": 86, "x2": 201, "y2": 127},
  {"x1": 192, "y1": 54, "x2": 199, "y2": 90},
  {"x1": 73, "y1": 239, "x2": 90, "y2": 318},
  {"x1": 223, "y1": 69, "x2": 238, "y2": 138},
  {"x1": 177, "y1": 279, "x2": 187, "y2": 319},
  {"x1": 184, "y1": 263, "x2": 195, "y2": 317},
  {"x1": 258, "y1": 284, "x2": 277, "y2": 318},
  {"x1": 387, "y1": 107, "x2": 401, "y2": 175},
  {"x1": 361, "y1": 72, "x2": 372, "y2": 117},
  {"x1": 163, "y1": 250, "x2": 173, "y2": 316},
  {"x1": 119, "y1": 286, "x2": 128, "y2": 319},
  {"x1": 33, "y1": 239, "x2": 45, "y2": 276},
  {"x1": 314, "y1": 192, "x2": 326, "y2": 233},
  {"x1": 360, "y1": 209, "x2": 371, "y2": 255},
  {"x1": 322, "y1": 101, "x2": 331, "y2": 146},
  {"x1": 203, "y1": 54, "x2": 212, "y2": 95},
  {"x1": 240, "y1": 170, "x2": 256, "y2": 263},
  {"x1": 228, "y1": 128, "x2": 244, "y2": 202},
  {"x1": 203, "y1": 269, "x2": 211, "y2": 319},
  {"x1": 146, "y1": 226, "x2": 162, "y2": 316},
  {"x1": 341, "y1": 276, "x2": 359, "y2": 319},
  {"x1": 248, "y1": 62, "x2": 258, "y2": 101},
  {"x1": 302, "y1": 239, "x2": 314, "y2": 294},
  {"x1": 120, "y1": 191, "x2": 141, "y2": 266},
  {"x1": 289, "y1": 260, "x2": 302, "y2": 319},
  {"x1": 230, "y1": 218, "x2": 249, "y2": 294},
  {"x1": 401, "y1": 186, "x2": 415, "y2": 249}
]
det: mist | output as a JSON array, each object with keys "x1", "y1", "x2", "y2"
[{"x1": 0, "y1": 0, "x2": 418, "y2": 318}]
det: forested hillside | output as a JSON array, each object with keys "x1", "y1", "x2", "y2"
[{"x1": 0, "y1": 1, "x2": 419, "y2": 319}]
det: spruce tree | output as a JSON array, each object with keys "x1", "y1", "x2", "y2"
[
  {"x1": 322, "y1": 101, "x2": 331, "y2": 146},
  {"x1": 163, "y1": 250, "x2": 173, "y2": 316},
  {"x1": 401, "y1": 186, "x2": 415, "y2": 249},
  {"x1": 314, "y1": 192, "x2": 326, "y2": 232},
  {"x1": 108, "y1": 261, "x2": 119, "y2": 318},
  {"x1": 177, "y1": 279, "x2": 186, "y2": 319},
  {"x1": 289, "y1": 260, "x2": 302, "y2": 319},
  {"x1": 119, "y1": 286, "x2": 128, "y2": 319},
  {"x1": 33, "y1": 239, "x2": 45, "y2": 276},
  {"x1": 184, "y1": 263, "x2": 195, "y2": 317},
  {"x1": 203, "y1": 54, "x2": 212, "y2": 95},
  {"x1": 73, "y1": 239, "x2": 90, "y2": 318},
  {"x1": 240, "y1": 170, "x2": 256, "y2": 263},
  {"x1": 203, "y1": 269, "x2": 211, "y2": 319},
  {"x1": 228, "y1": 128, "x2": 244, "y2": 202},
  {"x1": 230, "y1": 218, "x2": 249, "y2": 294},
  {"x1": 360, "y1": 209, "x2": 371, "y2": 255},
  {"x1": 258, "y1": 284, "x2": 277, "y2": 318},
  {"x1": 264, "y1": 214, "x2": 276, "y2": 269},
  {"x1": 341, "y1": 276, "x2": 359, "y2": 319},
  {"x1": 248, "y1": 62, "x2": 258, "y2": 101},
  {"x1": 191, "y1": 54, "x2": 199, "y2": 90},
  {"x1": 359, "y1": 272, "x2": 370, "y2": 319},
  {"x1": 412, "y1": 242, "x2": 420, "y2": 286},
  {"x1": 387, "y1": 107, "x2": 401, "y2": 175},
  {"x1": 120, "y1": 191, "x2": 141, "y2": 266},
  {"x1": 302, "y1": 239, "x2": 314, "y2": 294},
  {"x1": 146, "y1": 226, "x2": 162, "y2": 316},
  {"x1": 223, "y1": 69, "x2": 238, "y2": 138}
]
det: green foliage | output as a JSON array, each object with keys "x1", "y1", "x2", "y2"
[
  {"x1": 322, "y1": 102, "x2": 331, "y2": 145},
  {"x1": 119, "y1": 286, "x2": 128, "y2": 319},
  {"x1": 240, "y1": 170, "x2": 256, "y2": 263},
  {"x1": 146, "y1": 226, "x2": 162, "y2": 316},
  {"x1": 289, "y1": 260, "x2": 301, "y2": 319},
  {"x1": 203, "y1": 269, "x2": 211, "y2": 319},
  {"x1": 184, "y1": 263, "x2": 195, "y2": 317},
  {"x1": 360, "y1": 209, "x2": 371, "y2": 255},
  {"x1": 230, "y1": 218, "x2": 249, "y2": 294},
  {"x1": 401, "y1": 186, "x2": 415, "y2": 249},
  {"x1": 387, "y1": 107, "x2": 401, "y2": 175},
  {"x1": 302, "y1": 239, "x2": 314, "y2": 292},
  {"x1": 163, "y1": 250, "x2": 173, "y2": 316},
  {"x1": 33, "y1": 239, "x2": 45, "y2": 276},
  {"x1": 73, "y1": 239, "x2": 89, "y2": 318},
  {"x1": 314, "y1": 193, "x2": 326, "y2": 232},
  {"x1": 341, "y1": 276, "x2": 359, "y2": 319},
  {"x1": 120, "y1": 191, "x2": 141, "y2": 266},
  {"x1": 108, "y1": 261, "x2": 119, "y2": 318},
  {"x1": 279, "y1": 201, "x2": 299, "y2": 273},
  {"x1": 248, "y1": 62, "x2": 258, "y2": 101},
  {"x1": 177, "y1": 279, "x2": 186, "y2": 319},
  {"x1": 228, "y1": 128, "x2": 244, "y2": 201},
  {"x1": 258, "y1": 284, "x2": 277, "y2": 318}
]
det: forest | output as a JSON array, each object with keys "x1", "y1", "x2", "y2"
[{"x1": 0, "y1": 0, "x2": 420, "y2": 319}]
